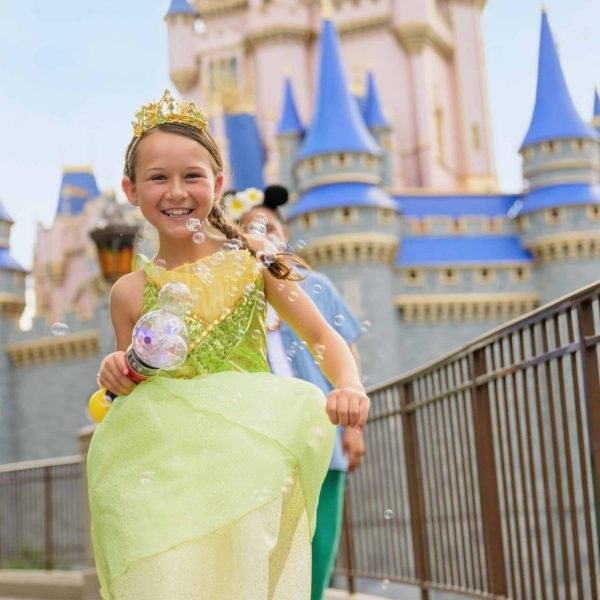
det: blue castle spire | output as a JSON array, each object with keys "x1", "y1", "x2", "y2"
[
  {"x1": 224, "y1": 113, "x2": 265, "y2": 191},
  {"x1": 363, "y1": 72, "x2": 390, "y2": 129},
  {"x1": 298, "y1": 19, "x2": 380, "y2": 159},
  {"x1": 521, "y1": 10, "x2": 598, "y2": 149},
  {"x1": 277, "y1": 78, "x2": 304, "y2": 135},
  {"x1": 593, "y1": 88, "x2": 600, "y2": 127},
  {"x1": 165, "y1": 0, "x2": 196, "y2": 17},
  {"x1": 0, "y1": 199, "x2": 24, "y2": 272}
]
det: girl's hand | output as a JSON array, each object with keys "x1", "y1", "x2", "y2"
[
  {"x1": 326, "y1": 387, "x2": 370, "y2": 431},
  {"x1": 98, "y1": 352, "x2": 136, "y2": 397}
]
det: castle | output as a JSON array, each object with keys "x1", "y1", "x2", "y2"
[{"x1": 0, "y1": 0, "x2": 599, "y2": 463}]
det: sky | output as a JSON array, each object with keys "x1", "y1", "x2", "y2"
[{"x1": 0, "y1": 0, "x2": 598, "y2": 271}]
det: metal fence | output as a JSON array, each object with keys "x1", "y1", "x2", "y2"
[
  {"x1": 0, "y1": 456, "x2": 84, "y2": 570},
  {"x1": 337, "y1": 281, "x2": 600, "y2": 599}
]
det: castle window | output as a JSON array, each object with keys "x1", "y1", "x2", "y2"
[
  {"x1": 586, "y1": 204, "x2": 600, "y2": 221},
  {"x1": 545, "y1": 207, "x2": 565, "y2": 225},
  {"x1": 573, "y1": 139, "x2": 587, "y2": 152},
  {"x1": 523, "y1": 147, "x2": 534, "y2": 160},
  {"x1": 511, "y1": 266, "x2": 530, "y2": 282},
  {"x1": 483, "y1": 217, "x2": 503, "y2": 233},
  {"x1": 299, "y1": 212, "x2": 317, "y2": 230},
  {"x1": 476, "y1": 268, "x2": 495, "y2": 284},
  {"x1": 378, "y1": 208, "x2": 394, "y2": 225},
  {"x1": 410, "y1": 218, "x2": 430, "y2": 234},
  {"x1": 403, "y1": 269, "x2": 424, "y2": 286},
  {"x1": 441, "y1": 269, "x2": 459, "y2": 285},
  {"x1": 332, "y1": 153, "x2": 349, "y2": 168},
  {"x1": 336, "y1": 206, "x2": 358, "y2": 225},
  {"x1": 449, "y1": 218, "x2": 466, "y2": 234},
  {"x1": 517, "y1": 215, "x2": 529, "y2": 232},
  {"x1": 542, "y1": 140, "x2": 557, "y2": 154},
  {"x1": 471, "y1": 123, "x2": 481, "y2": 152}
]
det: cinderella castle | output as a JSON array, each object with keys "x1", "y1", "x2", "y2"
[{"x1": 0, "y1": 0, "x2": 599, "y2": 463}]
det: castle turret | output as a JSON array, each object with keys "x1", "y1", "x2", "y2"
[
  {"x1": 224, "y1": 111, "x2": 265, "y2": 190},
  {"x1": 164, "y1": 0, "x2": 199, "y2": 96},
  {"x1": 0, "y1": 199, "x2": 26, "y2": 462},
  {"x1": 287, "y1": 17, "x2": 401, "y2": 383},
  {"x1": 593, "y1": 88, "x2": 600, "y2": 133},
  {"x1": 276, "y1": 77, "x2": 304, "y2": 195},
  {"x1": 516, "y1": 9, "x2": 600, "y2": 302},
  {"x1": 362, "y1": 72, "x2": 394, "y2": 189}
]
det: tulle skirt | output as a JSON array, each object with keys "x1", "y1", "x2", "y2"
[{"x1": 87, "y1": 371, "x2": 335, "y2": 600}]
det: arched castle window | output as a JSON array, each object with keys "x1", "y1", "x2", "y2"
[
  {"x1": 403, "y1": 269, "x2": 423, "y2": 286},
  {"x1": 336, "y1": 207, "x2": 358, "y2": 225},
  {"x1": 378, "y1": 208, "x2": 393, "y2": 225},
  {"x1": 299, "y1": 213, "x2": 317, "y2": 230},
  {"x1": 587, "y1": 204, "x2": 600, "y2": 221},
  {"x1": 476, "y1": 268, "x2": 495, "y2": 284},
  {"x1": 441, "y1": 269, "x2": 459, "y2": 285},
  {"x1": 545, "y1": 207, "x2": 565, "y2": 225}
]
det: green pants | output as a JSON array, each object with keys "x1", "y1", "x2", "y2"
[{"x1": 311, "y1": 470, "x2": 346, "y2": 600}]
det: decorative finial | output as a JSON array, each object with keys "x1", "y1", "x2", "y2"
[
  {"x1": 282, "y1": 64, "x2": 293, "y2": 77},
  {"x1": 321, "y1": 0, "x2": 333, "y2": 19},
  {"x1": 132, "y1": 90, "x2": 208, "y2": 137},
  {"x1": 541, "y1": 3, "x2": 547, "y2": 12}
]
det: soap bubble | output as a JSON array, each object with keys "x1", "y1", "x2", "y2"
[
  {"x1": 251, "y1": 329, "x2": 261, "y2": 340},
  {"x1": 211, "y1": 251, "x2": 225, "y2": 266},
  {"x1": 333, "y1": 314, "x2": 345, "y2": 327},
  {"x1": 256, "y1": 291, "x2": 266, "y2": 303},
  {"x1": 155, "y1": 259, "x2": 167, "y2": 270},
  {"x1": 384, "y1": 509, "x2": 394, "y2": 520},
  {"x1": 139, "y1": 470, "x2": 155, "y2": 485},
  {"x1": 195, "y1": 262, "x2": 214, "y2": 285},
  {"x1": 294, "y1": 240, "x2": 306, "y2": 250},
  {"x1": 253, "y1": 212, "x2": 269, "y2": 224},
  {"x1": 361, "y1": 320, "x2": 372, "y2": 332},
  {"x1": 185, "y1": 217, "x2": 202, "y2": 232},
  {"x1": 158, "y1": 282, "x2": 193, "y2": 315},
  {"x1": 51, "y1": 322, "x2": 69, "y2": 336},
  {"x1": 288, "y1": 291, "x2": 299, "y2": 302},
  {"x1": 307, "y1": 425, "x2": 324, "y2": 448},
  {"x1": 131, "y1": 310, "x2": 188, "y2": 370},
  {"x1": 281, "y1": 474, "x2": 295, "y2": 495},
  {"x1": 311, "y1": 284, "x2": 322, "y2": 295},
  {"x1": 192, "y1": 231, "x2": 206, "y2": 244}
]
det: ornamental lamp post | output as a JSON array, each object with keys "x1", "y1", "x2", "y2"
[{"x1": 90, "y1": 192, "x2": 139, "y2": 285}]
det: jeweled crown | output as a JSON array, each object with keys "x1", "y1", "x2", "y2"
[{"x1": 132, "y1": 90, "x2": 208, "y2": 137}]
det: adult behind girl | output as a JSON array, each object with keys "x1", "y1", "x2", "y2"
[{"x1": 89, "y1": 91, "x2": 369, "y2": 600}]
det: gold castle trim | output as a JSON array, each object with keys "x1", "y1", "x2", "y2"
[
  {"x1": 299, "y1": 233, "x2": 398, "y2": 266},
  {"x1": 395, "y1": 23, "x2": 453, "y2": 59},
  {"x1": 523, "y1": 231, "x2": 600, "y2": 263},
  {"x1": 245, "y1": 26, "x2": 313, "y2": 51},
  {"x1": 0, "y1": 292, "x2": 25, "y2": 320},
  {"x1": 169, "y1": 68, "x2": 199, "y2": 94},
  {"x1": 395, "y1": 292, "x2": 539, "y2": 323},
  {"x1": 194, "y1": 0, "x2": 248, "y2": 19},
  {"x1": 7, "y1": 330, "x2": 100, "y2": 368}
]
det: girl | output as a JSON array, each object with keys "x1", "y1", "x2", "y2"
[{"x1": 89, "y1": 90, "x2": 369, "y2": 600}]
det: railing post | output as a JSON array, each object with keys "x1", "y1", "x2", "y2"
[
  {"x1": 578, "y1": 298, "x2": 600, "y2": 560},
  {"x1": 341, "y1": 486, "x2": 356, "y2": 595},
  {"x1": 470, "y1": 348, "x2": 507, "y2": 596},
  {"x1": 401, "y1": 381, "x2": 430, "y2": 600},
  {"x1": 43, "y1": 466, "x2": 54, "y2": 570}
]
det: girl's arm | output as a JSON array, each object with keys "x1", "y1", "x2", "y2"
[
  {"x1": 98, "y1": 270, "x2": 144, "y2": 396},
  {"x1": 264, "y1": 271, "x2": 369, "y2": 430}
]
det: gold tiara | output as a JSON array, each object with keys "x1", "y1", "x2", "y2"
[{"x1": 132, "y1": 90, "x2": 208, "y2": 137}]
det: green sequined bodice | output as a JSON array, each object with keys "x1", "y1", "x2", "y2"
[{"x1": 139, "y1": 251, "x2": 269, "y2": 378}]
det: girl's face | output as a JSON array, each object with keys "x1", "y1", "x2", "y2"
[{"x1": 122, "y1": 130, "x2": 223, "y2": 240}]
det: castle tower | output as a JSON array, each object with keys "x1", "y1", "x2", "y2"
[
  {"x1": 276, "y1": 77, "x2": 304, "y2": 195},
  {"x1": 516, "y1": 10, "x2": 600, "y2": 303},
  {"x1": 166, "y1": 0, "x2": 498, "y2": 192},
  {"x1": 0, "y1": 199, "x2": 26, "y2": 462},
  {"x1": 593, "y1": 88, "x2": 600, "y2": 134},
  {"x1": 362, "y1": 71, "x2": 394, "y2": 189},
  {"x1": 33, "y1": 167, "x2": 105, "y2": 324},
  {"x1": 286, "y1": 17, "x2": 401, "y2": 383}
]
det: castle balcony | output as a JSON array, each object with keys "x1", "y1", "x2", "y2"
[{"x1": 1, "y1": 281, "x2": 600, "y2": 599}]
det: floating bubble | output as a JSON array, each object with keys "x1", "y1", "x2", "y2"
[
  {"x1": 139, "y1": 470, "x2": 155, "y2": 485},
  {"x1": 311, "y1": 284, "x2": 322, "y2": 295},
  {"x1": 257, "y1": 300, "x2": 266, "y2": 310},
  {"x1": 307, "y1": 425, "x2": 324, "y2": 448},
  {"x1": 361, "y1": 320, "x2": 372, "y2": 332},
  {"x1": 277, "y1": 282, "x2": 285, "y2": 292},
  {"x1": 381, "y1": 579, "x2": 390, "y2": 590},
  {"x1": 244, "y1": 283, "x2": 255, "y2": 295},
  {"x1": 195, "y1": 263, "x2": 214, "y2": 285},
  {"x1": 228, "y1": 286, "x2": 239, "y2": 298},
  {"x1": 299, "y1": 341, "x2": 307, "y2": 351},
  {"x1": 229, "y1": 238, "x2": 244, "y2": 250},
  {"x1": 155, "y1": 259, "x2": 167, "y2": 270},
  {"x1": 211, "y1": 251, "x2": 225, "y2": 266},
  {"x1": 384, "y1": 509, "x2": 394, "y2": 520},
  {"x1": 281, "y1": 474, "x2": 295, "y2": 495},
  {"x1": 295, "y1": 240, "x2": 306, "y2": 250},
  {"x1": 192, "y1": 231, "x2": 206, "y2": 245},
  {"x1": 288, "y1": 291, "x2": 299, "y2": 302},
  {"x1": 256, "y1": 291, "x2": 266, "y2": 303},
  {"x1": 333, "y1": 314, "x2": 345, "y2": 327},
  {"x1": 51, "y1": 322, "x2": 69, "y2": 336},
  {"x1": 251, "y1": 329, "x2": 261, "y2": 340},
  {"x1": 158, "y1": 282, "x2": 193, "y2": 315},
  {"x1": 254, "y1": 212, "x2": 269, "y2": 225},
  {"x1": 186, "y1": 217, "x2": 202, "y2": 232}
]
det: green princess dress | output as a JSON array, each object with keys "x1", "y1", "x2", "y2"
[{"x1": 87, "y1": 250, "x2": 335, "y2": 600}]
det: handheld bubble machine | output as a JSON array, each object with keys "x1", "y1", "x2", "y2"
[{"x1": 88, "y1": 282, "x2": 192, "y2": 422}]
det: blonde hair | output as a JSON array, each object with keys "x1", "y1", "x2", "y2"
[{"x1": 123, "y1": 122, "x2": 308, "y2": 280}]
